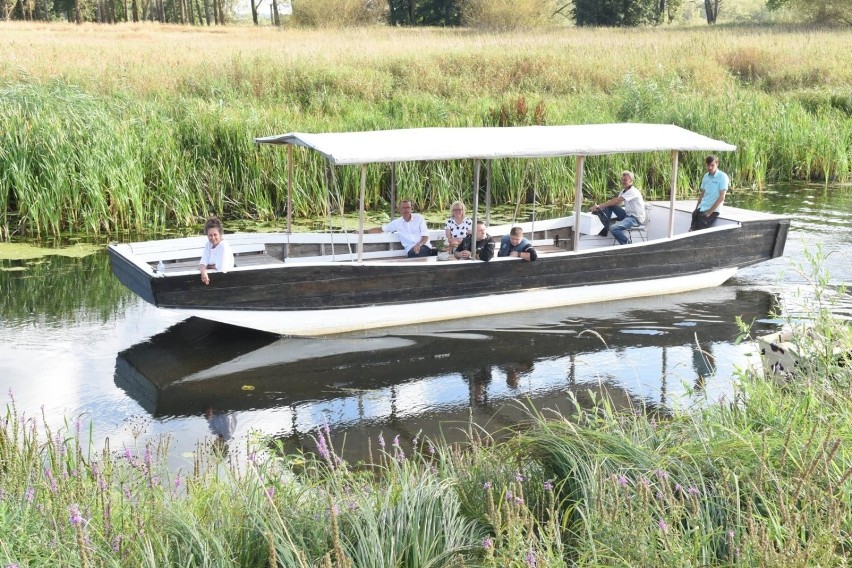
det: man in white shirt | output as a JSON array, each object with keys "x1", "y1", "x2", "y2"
[
  {"x1": 590, "y1": 171, "x2": 646, "y2": 245},
  {"x1": 368, "y1": 199, "x2": 433, "y2": 257}
]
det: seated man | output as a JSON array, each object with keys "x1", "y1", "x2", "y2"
[
  {"x1": 589, "y1": 170, "x2": 646, "y2": 245},
  {"x1": 453, "y1": 220, "x2": 494, "y2": 261},
  {"x1": 497, "y1": 226, "x2": 537, "y2": 262},
  {"x1": 690, "y1": 155, "x2": 729, "y2": 232},
  {"x1": 367, "y1": 199, "x2": 432, "y2": 257}
]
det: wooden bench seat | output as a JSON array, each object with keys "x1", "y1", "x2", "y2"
[{"x1": 155, "y1": 252, "x2": 285, "y2": 274}]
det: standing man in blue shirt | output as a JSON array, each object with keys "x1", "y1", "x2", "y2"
[{"x1": 690, "y1": 155, "x2": 729, "y2": 232}]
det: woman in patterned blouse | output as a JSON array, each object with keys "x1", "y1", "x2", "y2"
[{"x1": 444, "y1": 200, "x2": 472, "y2": 251}]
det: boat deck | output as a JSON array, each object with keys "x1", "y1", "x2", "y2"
[
  {"x1": 139, "y1": 202, "x2": 783, "y2": 275},
  {"x1": 160, "y1": 252, "x2": 285, "y2": 274}
]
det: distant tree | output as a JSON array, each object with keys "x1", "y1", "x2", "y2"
[
  {"x1": 387, "y1": 0, "x2": 461, "y2": 25},
  {"x1": 573, "y1": 0, "x2": 657, "y2": 26},
  {"x1": 703, "y1": 0, "x2": 721, "y2": 23},
  {"x1": 767, "y1": 0, "x2": 852, "y2": 24}
]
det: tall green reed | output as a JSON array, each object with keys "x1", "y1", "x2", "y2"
[{"x1": 3, "y1": 68, "x2": 851, "y2": 238}]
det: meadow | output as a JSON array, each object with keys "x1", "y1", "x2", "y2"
[
  {"x1": 2, "y1": 255, "x2": 850, "y2": 566},
  {"x1": 0, "y1": 22, "x2": 850, "y2": 237}
]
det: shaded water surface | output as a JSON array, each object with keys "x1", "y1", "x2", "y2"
[{"x1": 1, "y1": 185, "x2": 850, "y2": 466}]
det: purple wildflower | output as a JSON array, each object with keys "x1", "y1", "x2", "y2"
[
  {"x1": 174, "y1": 474, "x2": 182, "y2": 489},
  {"x1": 316, "y1": 430, "x2": 331, "y2": 462},
  {"x1": 483, "y1": 481, "x2": 492, "y2": 490},
  {"x1": 7, "y1": 563, "x2": 20, "y2": 568},
  {"x1": 618, "y1": 474, "x2": 628, "y2": 487},
  {"x1": 348, "y1": 501, "x2": 358, "y2": 512},
  {"x1": 45, "y1": 469, "x2": 58, "y2": 493},
  {"x1": 674, "y1": 483, "x2": 683, "y2": 495},
  {"x1": 526, "y1": 550, "x2": 537, "y2": 567},
  {"x1": 68, "y1": 504, "x2": 83, "y2": 525},
  {"x1": 7, "y1": 387, "x2": 13, "y2": 401},
  {"x1": 265, "y1": 487, "x2": 276, "y2": 499},
  {"x1": 111, "y1": 535, "x2": 123, "y2": 553},
  {"x1": 123, "y1": 447, "x2": 132, "y2": 461},
  {"x1": 658, "y1": 519, "x2": 669, "y2": 533},
  {"x1": 514, "y1": 496, "x2": 524, "y2": 505},
  {"x1": 392, "y1": 436, "x2": 405, "y2": 462},
  {"x1": 481, "y1": 537, "x2": 493, "y2": 550},
  {"x1": 543, "y1": 480, "x2": 553, "y2": 492},
  {"x1": 427, "y1": 441, "x2": 436, "y2": 455},
  {"x1": 639, "y1": 477, "x2": 650, "y2": 489},
  {"x1": 412, "y1": 435, "x2": 419, "y2": 449},
  {"x1": 688, "y1": 486, "x2": 700, "y2": 496},
  {"x1": 505, "y1": 490, "x2": 514, "y2": 501},
  {"x1": 515, "y1": 472, "x2": 525, "y2": 482},
  {"x1": 378, "y1": 433, "x2": 386, "y2": 449},
  {"x1": 25, "y1": 487, "x2": 34, "y2": 502},
  {"x1": 655, "y1": 469, "x2": 668, "y2": 481}
]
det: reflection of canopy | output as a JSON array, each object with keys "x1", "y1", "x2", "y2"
[{"x1": 255, "y1": 124, "x2": 736, "y2": 166}]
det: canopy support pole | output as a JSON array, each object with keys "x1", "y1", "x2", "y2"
[
  {"x1": 532, "y1": 161, "x2": 538, "y2": 239},
  {"x1": 286, "y1": 144, "x2": 293, "y2": 257},
  {"x1": 286, "y1": 145, "x2": 293, "y2": 233},
  {"x1": 472, "y1": 159, "x2": 481, "y2": 255},
  {"x1": 573, "y1": 156, "x2": 585, "y2": 251},
  {"x1": 390, "y1": 163, "x2": 396, "y2": 219},
  {"x1": 485, "y1": 160, "x2": 492, "y2": 227},
  {"x1": 668, "y1": 151, "x2": 679, "y2": 238},
  {"x1": 358, "y1": 164, "x2": 367, "y2": 263}
]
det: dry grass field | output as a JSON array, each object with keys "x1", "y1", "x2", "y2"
[{"x1": 2, "y1": 21, "x2": 850, "y2": 102}]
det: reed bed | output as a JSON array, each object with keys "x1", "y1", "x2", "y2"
[
  {"x1": 0, "y1": 22, "x2": 850, "y2": 237},
  {"x1": 2, "y1": 263, "x2": 850, "y2": 566}
]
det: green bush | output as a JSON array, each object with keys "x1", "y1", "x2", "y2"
[
  {"x1": 291, "y1": 0, "x2": 382, "y2": 27},
  {"x1": 461, "y1": 0, "x2": 557, "y2": 30}
]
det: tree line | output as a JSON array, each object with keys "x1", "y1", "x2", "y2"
[
  {"x1": 1, "y1": 0, "x2": 228, "y2": 23},
  {"x1": 1, "y1": 0, "x2": 848, "y2": 32}
]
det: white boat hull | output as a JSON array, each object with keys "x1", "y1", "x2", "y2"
[{"x1": 172, "y1": 267, "x2": 738, "y2": 336}]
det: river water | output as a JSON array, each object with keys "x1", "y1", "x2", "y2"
[{"x1": 1, "y1": 184, "x2": 850, "y2": 466}]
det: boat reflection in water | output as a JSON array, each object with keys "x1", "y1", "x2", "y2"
[{"x1": 114, "y1": 285, "x2": 780, "y2": 457}]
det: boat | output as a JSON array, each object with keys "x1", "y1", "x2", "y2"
[{"x1": 108, "y1": 123, "x2": 790, "y2": 336}]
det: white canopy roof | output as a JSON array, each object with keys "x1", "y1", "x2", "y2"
[{"x1": 255, "y1": 123, "x2": 735, "y2": 166}]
